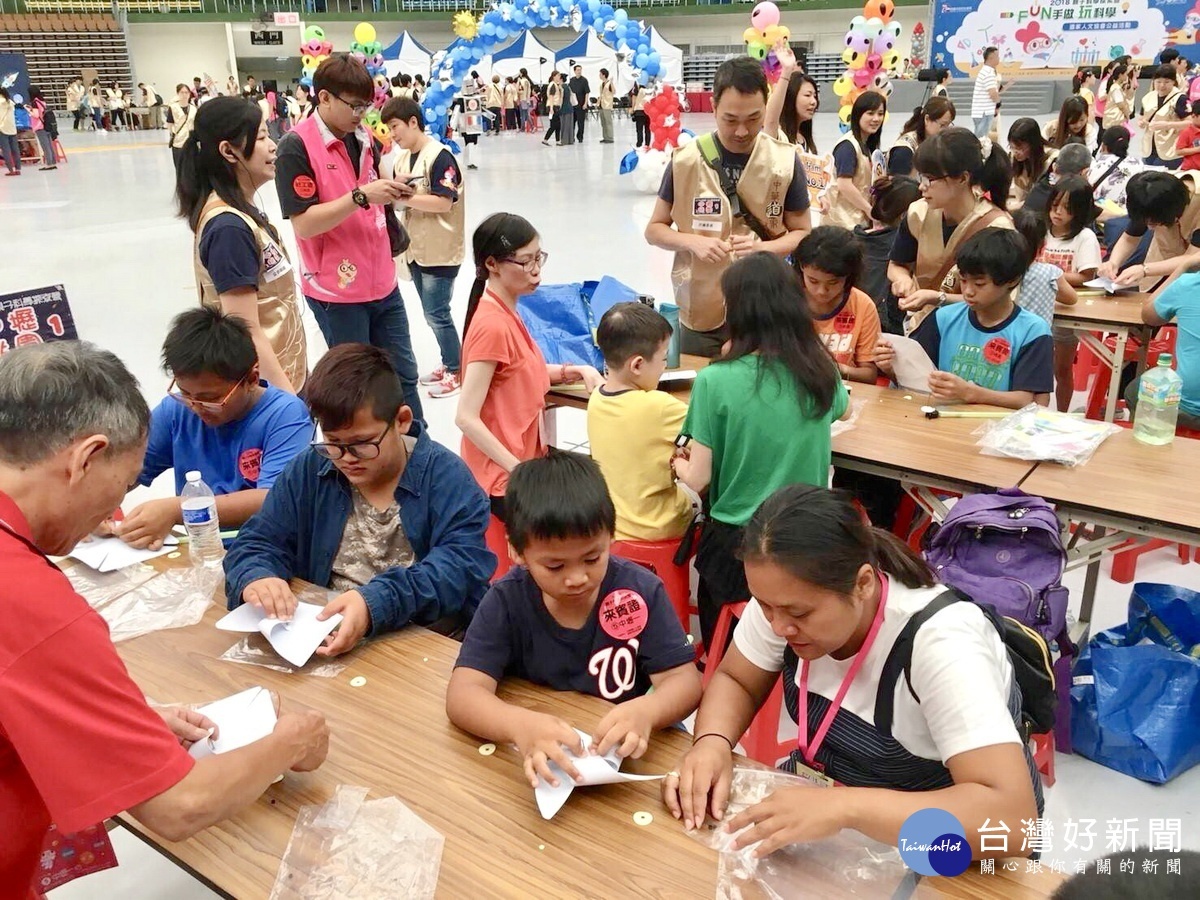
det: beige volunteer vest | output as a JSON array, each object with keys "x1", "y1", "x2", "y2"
[
  {"x1": 905, "y1": 197, "x2": 1013, "y2": 330},
  {"x1": 194, "y1": 197, "x2": 308, "y2": 391},
  {"x1": 1143, "y1": 88, "x2": 1184, "y2": 160},
  {"x1": 824, "y1": 135, "x2": 878, "y2": 229},
  {"x1": 396, "y1": 139, "x2": 466, "y2": 268},
  {"x1": 668, "y1": 133, "x2": 797, "y2": 331},
  {"x1": 1145, "y1": 173, "x2": 1200, "y2": 282}
]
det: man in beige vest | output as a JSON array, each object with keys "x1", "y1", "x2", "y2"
[
  {"x1": 1098, "y1": 170, "x2": 1200, "y2": 289},
  {"x1": 598, "y1": 68, "x2": 615, "y2": 143},
  {"x1": 644, "y1": 56, "x2": 812, "y2": 356},
  {"x1": 382, "y1": 96, "x2": 467, "y2": 399}
]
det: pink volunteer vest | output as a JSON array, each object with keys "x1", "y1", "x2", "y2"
[{"x1": 293, "y1": 114, "x2": 396, "y2": 303}]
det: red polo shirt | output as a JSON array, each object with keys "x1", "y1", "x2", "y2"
[{"x1": 0, "y1": 491, "x2": 194, "y2": 898}]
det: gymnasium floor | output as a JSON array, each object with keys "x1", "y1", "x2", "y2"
[{"x1": 2, "y1": 110, "x2": 1195, "y2": 897}]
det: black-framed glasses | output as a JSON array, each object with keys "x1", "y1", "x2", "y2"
[
  {"x1": 332, "y1": 93, "x2": 371, "y2": 115},
  {"x1": 312, "y1": 422, "x2": 393, "y2": 461},
  {"x1": 501, "y1": 250, "x2": 549, "y2": 273},
  {"x1": 917, "y1": 174, "x2": 948, "y2": 190},
  {"x1": 168, "y1": 370, "x2": 252, "y2": 414}
]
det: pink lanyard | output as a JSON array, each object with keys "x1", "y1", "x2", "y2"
[{"x1": 796, "y1": 575, "x2": 889, "y2": 771}]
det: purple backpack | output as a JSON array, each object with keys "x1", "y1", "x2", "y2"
[{"x1": 923, "y1": 488, "x2": 1069, "y2": 644}]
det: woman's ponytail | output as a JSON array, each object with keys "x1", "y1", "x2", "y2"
[
  {"x1": 869, "y1": 527, "x2": 936, "y2": 589},
  {"x1": 978, "y1": 139, "x2": 1012, "y2": 210}
]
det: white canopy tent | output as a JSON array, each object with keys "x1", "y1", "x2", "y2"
[
  {"x1": 491, "y1": 30, "x2": 556, "y2": 82},
  {"x1": 382, "y1": 31, "x2": 432, "y2": 81},
  {"x1": 554, "y1": 28, "x2": 621, "y2": 96},
  {"x1": 647, "y1": 26, "x2": 684, "y2": 87}
]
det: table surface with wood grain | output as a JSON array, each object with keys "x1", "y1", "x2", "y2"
[
  {"x1": 112, "y1": 573, "x2": 1062, "y2": 899},
  {"x1": 1020, "y1": 428, "x2": 1200, "y2": 535},
  {"x1": 1055, "y1": 292, "x2": 1152, "y2": 329}
]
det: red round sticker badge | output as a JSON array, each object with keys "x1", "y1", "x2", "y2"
[
  {"x1": 292, "y1": 175, "x2": 317, "y2": 200},
  {"x1": 983, "y1": 337, "x2": 1012, "y2": 366},
  {"x1": 598, "y1": 589, "x2": 649, "y2": 640},
  {"x1": 238, "y1": 448, "x2": 263, "y2": 482}
]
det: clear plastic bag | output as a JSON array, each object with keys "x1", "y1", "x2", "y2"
[
  {"x1": 219, "y1": 636, "x2": 346, "y2": 678},
  {"x1": 269, "y1": 785, "x2": 444, "y2": 899},
  {"x1": 831, "y1": 398, "x2": 867, "y2": 439},
  {"x1": 692, "y1": 768, "x2": 910, "y2": 899},
  {"x1": 82, "y1": 565, "x2": 218, "y2": 643},
  {"x1": 67, "y1": 561, "x2": 160, "y2": 609},
  {"x1": 975, "y1": 403, "x2": 1121, "y2": 467}
]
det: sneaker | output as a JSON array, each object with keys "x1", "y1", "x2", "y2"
[
  {"x1": 427, "y1": 371, "x2": 461, "y2": 398},
  {"x1": 419, "y1": 365, "x2": 447, "y2": 385}
]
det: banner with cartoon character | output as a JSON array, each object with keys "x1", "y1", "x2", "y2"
[
  {"x1": 929, "y1": 0, "x2": 1198, "y2": 77},
  {"x1": 0, "y1": 53, "x2": 31, "y2": 105}
]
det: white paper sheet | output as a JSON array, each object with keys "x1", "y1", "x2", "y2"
[
  {"x1": 188, "y1": 686, "x2": 277, "y2": 760},
  {"x1": 884, "y1": 335, "x2": 937, "y2": 394},
  {"x1": 69, "y1": 534, "x2": 179, "y2": 573},
  {"x1": 658, "y1": 369, "x2": 697, "y2": 386},
  {"x1": 534, "y1": 728, "x2": 664, "y2": 820},
  {"x1": 1083, "y1": 277, "x2": 1137, "y2": 294},
  {"x1": 216, "y1": 601, "x2": 343, "y2": 668}
]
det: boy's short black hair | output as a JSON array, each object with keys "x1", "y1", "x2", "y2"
[
  {"x1": 713, "y1": 56, "x2": 769, "y2": 105},
  {"x1": 161, "y1": 306, "x2": 257, "y2": 381},
  {"x1": 793, "y1": 225, "x2": 864, "y2": 288},
  {"x1": 1126, "y1": 171, "x2": 1190, "y2": 228},
  {"x1": 596, "y1": 302, "x2": 672, "y2": 370},
  {"x1": 380, "y1": 95, "x2": 423, "y2": 128},
  {"x1": 505, "y1": 450, "x2": 616, "y2": 554},
  {"x1": 1160, "y1": 48, "x2": 1181, "y2": 67},
  {"x1": 955, "y1": 229, "x2": 1028, "y2": 287},
  {"x1": 1011, "y1": 208, "x2": 1047, "y2": 266},
  {"x1": 1191, "y1": 99, "x2": 1200, "y2": 117},
  {"x1": 305, "y1": 343, "x2": 404, "y2": 431},
  {"x1": 313, "y1": 54, "x2": 373, "y2": 103}
]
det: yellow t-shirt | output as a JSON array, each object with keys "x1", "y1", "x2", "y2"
[{"x1": 587, "y1": 387, "x2": 692, "y2": 542}]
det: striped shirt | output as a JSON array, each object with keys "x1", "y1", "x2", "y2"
[{"x1": 972, "y1": 65, "x2": 998, "y2": 117}]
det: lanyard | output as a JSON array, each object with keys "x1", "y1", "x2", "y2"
[{"x1": 796, "y1": 574, "x2": 889, "y2": 771}]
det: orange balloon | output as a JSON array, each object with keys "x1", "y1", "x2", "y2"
[{"x1": 863, "y1": 0, "x2": 894, "y2": 24}]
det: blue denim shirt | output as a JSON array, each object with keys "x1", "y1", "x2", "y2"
[{"x1": 223, "y1": 423, "x2": 495, "y2": 633}]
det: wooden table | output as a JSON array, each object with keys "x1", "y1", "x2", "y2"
[
  {"x1": 1054, "y1": 292, "x2": 1154, "y2": 422},
  {"x1": 1022, "y1": 430, "x2": 1200, "y2": 629},
  {"x1": 111, "y1": 575, "x2": 1061, "y2": 898}
]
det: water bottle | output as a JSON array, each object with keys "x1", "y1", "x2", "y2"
[
  {"x1": 1133, "y1": 355, "x2": 1183, "y2": 446},
  {"x1": 181, "y1": 470, "x2": 225, "y2": 568}
]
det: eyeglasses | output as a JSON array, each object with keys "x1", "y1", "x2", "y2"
[
  {"x1": 332, "y1": 93, "x2": 371, "y2": 116},
  {"x1": 312, "y1": 422, "x2": 393, "y2": 461},
  {"x1": 501, "y1": 250, "x2": 549, "y2": 273},
  {"x1": 168, "y1": 372, "x2": 251, "y2": 414},
  {"x1": 917, "y1": 174, "x2": 949, "y2": 190}
]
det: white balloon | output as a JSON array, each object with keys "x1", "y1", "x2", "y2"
[
  {"x1": 677, "y1": 132, "x2": 694, "y2": 147},
  {"x1": 631, "y1": 149, "x2": 669, "y2": 193}
]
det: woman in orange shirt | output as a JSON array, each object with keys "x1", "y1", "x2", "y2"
[{"x1": 455, "y1": 213, "x2": 603, "y2": 520}]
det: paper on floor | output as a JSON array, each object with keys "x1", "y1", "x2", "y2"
[
  {"x1": 216, "y1": 601, "x2": 342, "y2": 668},
  {"x1": 69, "y1": 534, "x2": 178, "y2": 573},
  {"x1": 535, "y1": 728, "x2": 664, "y2": 820},
  {"x1": 188, "y1": 686, "x2": 277, "y2": 760}
]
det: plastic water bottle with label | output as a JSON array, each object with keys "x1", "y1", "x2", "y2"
[
  {"x1": 181, "y1": 470, "x2": 225, "y2": 567},
  {"x1": 1133, "y1": 355, "x2": 1183, "y2": 446}
]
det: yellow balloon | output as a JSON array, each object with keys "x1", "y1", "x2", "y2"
[
  {"x1": 833, "y1": 74, "x2": 852, "y2": 97},
  {"x1": 354, "y1": 22, "x2": 376, "y2": 45},
  {"x1": 301, "y1": 54, "x2": 315, "y2": 69},
  {"x1": 883, "y1": 50, "x2": 901, "y2": 70},
  {"x1": 843, "y1": 47, "x2": 868, "y2": 70},
  {"x1": 763, "y1": 25, "x2": 782, "y2": 44},
  {"x1": 778, "y1": 26, "x2": 790, "y2": 41},
  {"x1": 838, "y1": 105, "x2": 852, "y2": 123},
  {"x1": 743, "y1": 27, "x2": 760, "y2": 43}
]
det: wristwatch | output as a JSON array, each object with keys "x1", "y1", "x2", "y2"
[
  {"x1": 351, "y1": 187, "x2": 369, "y2": 209},
  {"x1": 937, "y1": 290, "x2": 948, "y2": 306}
]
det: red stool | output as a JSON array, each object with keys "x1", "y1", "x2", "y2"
[
  {"x1": 52, "y1": 138, "x2": 67, "y2": 163},
  {"x1": 1084, "y1": 326, "x2": 1176, "y2": 421},
  {"x1": 1071, "y1": 342, "x2": 1102, "y2": 396},
  {"x1": 1031, "y1": 731, "x2": 1056, "y2": 787},
  {"x1": 703, "y1": 601, "x2": 792, "y2": 767},
  {"x1": 611, "y1": 537, "x2": 693, "y2": 640},
  {"x1": 485, "y1": 514, "x2": 513, "y2": 582}
]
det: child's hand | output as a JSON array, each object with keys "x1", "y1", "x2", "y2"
[
  {"x1": 891, "y1": 272, "x2": 916, "y2": 298},
  {"x1": 872, "y1": 338, "x2": 896, "y2": 375},
  {"x1": 513, "y1": 711, "x2": 586, "y2": 788},
  {"x1": 928, "y1": 371, "x2": 975, "y2": 403},
  {"x1": 898, "y1": 289, "x2": 938, "y2": 311},
  {"x1": 591, "y1": 699, "x2": 655, "y2": 759},
  {"x1": 730, "y1": 233, "x2": 760, "y2": 259},
  {"x1": 671, "y1": 454, "x2": 692, "y2": 482}
]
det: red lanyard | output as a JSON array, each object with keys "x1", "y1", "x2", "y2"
[{"x1": 796, "y1": 574, "x2": 889, "y2": 771}]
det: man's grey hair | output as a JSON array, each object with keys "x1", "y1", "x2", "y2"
[
  {"x1": 0, "y1": 341, "x2": 149, "y2": 466},
  {"x1": 1055, "y1": 143, "x2": 1093, "y2": 176}
]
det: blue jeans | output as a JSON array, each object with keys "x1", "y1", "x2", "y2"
[
  {"x1": 305, "y1": 285, "x2": 424, "y2": 421},
  {"x1": 0, "y1": 133, "x2": 19, "y2": 172},
  {"x1": 973, "y1": 115, "x2": 994, "y2": 138},
  {"x1": 408, "y1": 263, "x2": 461, "y2": 373}
]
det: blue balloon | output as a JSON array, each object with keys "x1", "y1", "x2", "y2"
[
  {"x1": 436, "y1": 105, "x2": 446, "y2": 116},
  {"x1": 644, "y1": 60, "x2": 660, "y2": 77},
  {"x1": 496, "y1": 26, "x2": 508, "y2": 40},
  {"x1": 481, "y1": 21, "x2": 495, "y2": 35},
  {"x1": 587, "y1": 0, "x2": 599, "y2": 10},
  {"x1": 635, "y1": 52, "x2": 649, "y2": 68},
  {"x1": 513, "y1": 10, "x2": 525, "y2": 23},
  {"x1": 649, "y1": 51, "x2": 660, "y2": 64},
  {"x1": 599, "y1": 3, "x2": 613, "y2": 17},
  {"x1": 472, "y1": 46, "x2": 484, "y2": 60},
  {"x1": 619, "y1": 148, "x2": 639, "y2": 174},
  {"x1": 614, "y1": 7, "x2": 627, "y2": 21},
  {"x1": 446, "y1": 138, "x2": 462, "y2": 154},
  {"x1": 637, "y1": 71, "x2": 649, "y2": 86}
]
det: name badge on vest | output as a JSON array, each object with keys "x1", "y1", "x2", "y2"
[
  {"x1": 692, "y1": 196, "x2": 723, "y2": 233},
  {"x1": 262, "y1": 239, "x2": 292, "y2": 283}
]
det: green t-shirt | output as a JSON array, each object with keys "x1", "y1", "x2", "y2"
[{"x1": 683, "y1": 355, "x2": 848, "y2": 526}]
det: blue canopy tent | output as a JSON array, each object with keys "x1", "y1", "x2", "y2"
[
  {"x1": 381, "y1": 31, "x2": 433, "y2": 80},
  {"x1": 490, "y1": 29, "x2": 555, "y2": 82}
]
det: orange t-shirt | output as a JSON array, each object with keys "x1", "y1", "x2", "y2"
[
  {"x1": 460, "y1": 292, "x2": 550, "y2": 497},
  {"x1": 810, "y1": 287, "x2": 882, "y2": 369}
]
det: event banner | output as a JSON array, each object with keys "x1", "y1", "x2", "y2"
[
  {"x1": 0, "y1": 285, "x2": 78, "y2": 355},
  {"x1": 929, "y1": 0, "x2": 1200, "y2": 76}
]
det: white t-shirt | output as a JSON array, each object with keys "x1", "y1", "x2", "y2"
[
  {"x1": 733, "y1": 578, "x2": 1021, "y2": 765},
  {"x1": 972, "y1": 65, "x2": 998, "y2": 118},
  {"x1": 1039, "y1": 229, "x2": 1102, "y2": 275}
]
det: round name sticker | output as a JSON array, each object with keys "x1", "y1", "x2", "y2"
[
  {"x1": 292, "y1": 174, "x2": 317, "y2": 200},
  {"x1": 598, "y1": 589, "x2": 649, "y2": 641}
]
